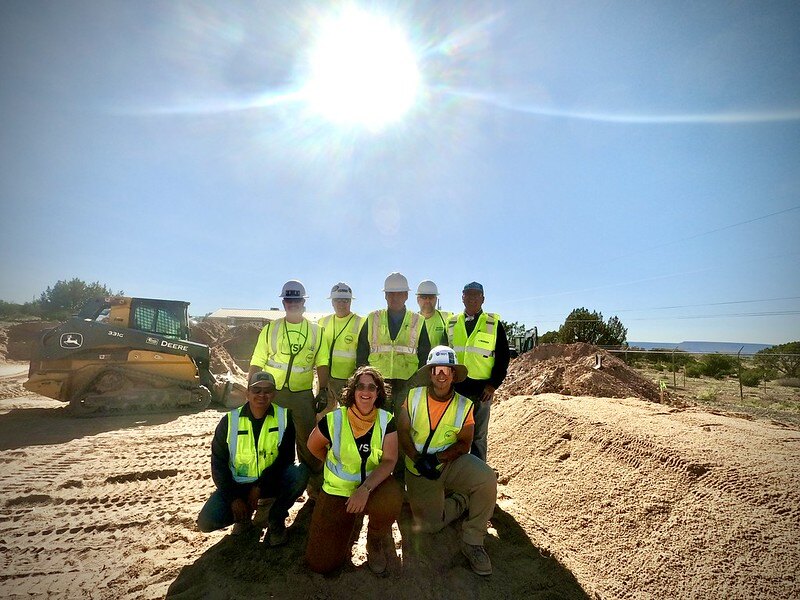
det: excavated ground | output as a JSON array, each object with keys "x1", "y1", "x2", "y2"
[{"x1": 0, "y1": 328, "x2": 798, "y2": 598}]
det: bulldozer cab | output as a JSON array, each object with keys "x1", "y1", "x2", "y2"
[{"x1": 78, "y1": 297, "x2": 190, "y2": 340}]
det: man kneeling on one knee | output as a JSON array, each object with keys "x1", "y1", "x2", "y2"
[
  {"x1": 397, "y1": 345, "x2": 498, "y2": 576},
  {"x1": 197, "y1": 371, "x2": 309, "y2": 547}
]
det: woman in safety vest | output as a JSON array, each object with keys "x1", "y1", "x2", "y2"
[{"x1": 305, "y1": 366, "x2": 402, "y2": 575}]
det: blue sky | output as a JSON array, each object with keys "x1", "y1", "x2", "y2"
[{"x1": 1, "y1": 1, "x2": 799, "y2": 344}]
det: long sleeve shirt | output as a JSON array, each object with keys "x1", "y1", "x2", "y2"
[{"x1": 209, "y1": 402, "x2": 296, "y2": 504}]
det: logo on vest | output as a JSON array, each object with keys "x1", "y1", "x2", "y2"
[{"x1": 345, "y1": 335, "x2": 354, "y2": 344}]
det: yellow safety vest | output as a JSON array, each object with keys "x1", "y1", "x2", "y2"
[
  {"x1": 226, "y1": 405, "x2": 288, "y2": 483},
  {"x1": 421, "y1": 310, "x2": 451, "y2": 347},
  {"x1": 366, "y1": 309, "x2": 422, "y2": 380},
  {"x1": 447, "y1": 312, "x2": 500, "y2": 381},
  {"x1": 403, "y1": 386, "x2": 472, "y2": 475},
  {"x1": 320, "y1": 313, "x2": 364, "y2": 380},
  {"x1": 322, "y1": 407, "x2": 390, "y2": 497},
  {"x1": 257, "y1": 318, "x2": 321, "y2": 391}
]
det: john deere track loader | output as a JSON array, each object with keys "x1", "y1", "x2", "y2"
[{"x1": 24, "y1": 296, "x2": 225, "y2": 416}]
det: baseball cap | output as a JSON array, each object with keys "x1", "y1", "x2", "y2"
[
  {"x1": 248, "y1": 371, "x2": 276, "y2": 389},
  {"x1": 463, "y1": 281, "x2": 484, "y2": 293}
]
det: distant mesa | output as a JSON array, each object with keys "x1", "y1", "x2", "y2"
[{"x1": 629, "y1": 341, "x2": 772, "y2": 354}]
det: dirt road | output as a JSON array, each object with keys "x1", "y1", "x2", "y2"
[{"x1": 0, "y1": 364, "x2": 797, "y2": 599}]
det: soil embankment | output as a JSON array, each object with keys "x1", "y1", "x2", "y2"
[{"x1": 0, "y1": 335, "x2": 797, "y2": 598}]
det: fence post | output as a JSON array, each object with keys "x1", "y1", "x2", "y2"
[
  {"x1": 737, "y1": 346, "x2": 744, "y2": 403},
  {"x1": 672, "y1": 348, "x2": 677, "y2": 389}
]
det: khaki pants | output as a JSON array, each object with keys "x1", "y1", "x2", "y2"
[
  {"x1": 405, "y1": 453, "x2": 497, "y2": 546},
  {"x1": 274, "y1": 388, "x2": 322, "y2": 491}
]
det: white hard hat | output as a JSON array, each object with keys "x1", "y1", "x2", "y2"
[
  {"x1": 328, "y1": 282, "x2": 354, "y2": 299},
  {"x1": 416, "y1": 280, "x2": 439, "y2": 296},
  {"x1": 279, "y1": 279, "x2": 308, "y2": 299},
  {"x1": 416, "y1": 345, "x2": 468, "y2": 383},
  {"x1": 383, "y1": 272, "x2": 410, "y2": 293}
]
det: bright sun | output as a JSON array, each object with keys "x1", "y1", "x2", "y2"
[{"x1": 303, "y1": 8, "x2": 421, "y2": 130}]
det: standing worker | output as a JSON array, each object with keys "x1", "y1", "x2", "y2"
[
  {"x1": 446, "y1": 282, "x2": 510, "y2": 462},
  {"x1": 356, "y1": 272, "x2": 432, "y2": 413},
  {"x1": 319, "y1": 282, "x2": 364, "y2": 410},
  {"x1": 416, "y1": 279, "x2": 450, "y2": 347},
  {"x1": 249, "y1": 279, "x2": 330, "y2": 495}
]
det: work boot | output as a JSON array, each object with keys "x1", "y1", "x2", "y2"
[
  {"x1": 267, "y1": 521, "x2": 288, "y2": 547},
  {"x1": 366, "y1": 533, "x2": 389, "y2": 575},
  {"x1": 461, "y1": 541, "x2": 492, "y2": 575},
  {"x1": 252, "y1": 498, "x2": 274, "y2": 529}
]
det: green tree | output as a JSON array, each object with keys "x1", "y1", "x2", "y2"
[
  {"x1": 539, "y1": 330, "x2": 558, "y2": 344},
  {"x1": 557, "y1": 307, "x2": 627, "y2": 346},
  {"x1": 501, "y1": 320, "x2": 526, "y2": 340},
  {"x1": 755, "y1": 342, "x2": 800, "y2": 378},
  {"x1": 38, "y1": 278, "x2": 123, "y2": 319}
]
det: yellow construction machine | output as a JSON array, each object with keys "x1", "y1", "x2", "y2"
[{"x1": 24, "y1": 296, "x2": 227, "y2": 415}]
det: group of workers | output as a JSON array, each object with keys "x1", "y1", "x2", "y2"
[{"x1": 196, "y1": 272, "x2": 510, "y2": 577}]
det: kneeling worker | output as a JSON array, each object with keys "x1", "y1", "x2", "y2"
[
  {"x1": 397, "y1": 346, "x2": 498, "y2": 575},
  {"x1": 197, "y1": 371, "x2": 309, "y2": 546}
]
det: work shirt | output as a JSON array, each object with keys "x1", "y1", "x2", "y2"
[{"x1": 210, "y1": 403, "x2": 296, "y2": 504}]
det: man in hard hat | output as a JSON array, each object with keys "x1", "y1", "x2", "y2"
[
  {"x1": 249, "y1": 280, "x2": 330, "y2": 494},
  {"x1": 397, "y1": 345, "x2": 497, "y2": 576},
  {"x1": 319, "y1": 282, "x2": 364, "y2": 410},
  {"x1": 446, "y1": 282, "x2": 510, "y2": 462},
  {"x1": 416, "y1": 279, "x2": 450, "y2": 347},
  {"x1": 197, "y1": 371, "x2": 309, "y2": 546},
  {"x1": 356, "y1": 271, "x2": 432, "y2": 413}
]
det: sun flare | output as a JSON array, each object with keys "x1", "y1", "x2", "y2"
[{"x1": 302, "y1": 8, "x2": 421, "y2": 130}]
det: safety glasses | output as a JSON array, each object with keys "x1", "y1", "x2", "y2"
[{"x1": 432, "y1": 366, "x2": 454, "y2": 377}]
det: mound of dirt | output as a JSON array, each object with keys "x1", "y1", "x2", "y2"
[
  {"x1": 497, "y1": 343, "x2": 664, "y2": 403},
  {"x1": 190, "y1": 321, "x2": 247, "y2": 378},
  {"x1": 222, "y1": 324, "x2": 261, "y2": 369}
]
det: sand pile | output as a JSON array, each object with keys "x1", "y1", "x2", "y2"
[
  {"x1": 497, "y1": 343, "x2": 664, "y2": 403},
  {"x1": 221, "y1": 323, "x2": 261, "y2": 371}
]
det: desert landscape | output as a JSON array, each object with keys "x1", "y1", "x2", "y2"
[{"x1": 0, "y1": 325, "x2": 798, "y2": 599}]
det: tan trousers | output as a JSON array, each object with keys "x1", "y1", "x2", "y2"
[
  {"x1": 274, "y1": 388, "x2": 322, "y2": 490},
  {"x1": 405, "y1": 453, "x2": 497, "y2": 546},
  {"x1": 305, "y1": 478, "x2": 403, "y2": 574}
]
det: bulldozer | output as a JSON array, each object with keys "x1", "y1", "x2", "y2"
[{"x1": 24, "y1": 296, "x2": 228, "y2": 416}]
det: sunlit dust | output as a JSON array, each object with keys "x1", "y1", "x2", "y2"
[{"x1": 301, "y1": 8, "x2": 421, "y2": 130}]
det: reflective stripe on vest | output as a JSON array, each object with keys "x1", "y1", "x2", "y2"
[
  {"x1": 323, "y1": 407, "x2": 389, "y2": 496},
  {"x1": 404, "y1": 386, "x2": 472, "y2": 475},
  {"x1": 447, "y1": 312, "x2": 499, "y2": 381},
  {"x1": 263, "y1": 318, "x2": 320, "y2": 390},
  {"x1": 367, "y1": 310, "x2": 421, "y2": 379},
  {"x1": 320, "y1": 314, "x2": 364, "y2": 380},
  {"x1": 227, "y1": 405, "x2": 287, "y2": 483}
]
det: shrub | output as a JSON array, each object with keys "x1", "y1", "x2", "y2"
[
  {"x1": 739, "y1": 368, "x2": 761, "y2": 388},
  {"x1": 700, "y1": 354, "x2": 738, "y2": 379},
  {"x1": 697, "y1": 387, "x2": 721, "y2": 402},
  {"x1": 685, "y1": 364, "x2": 704, "y2": 378}
]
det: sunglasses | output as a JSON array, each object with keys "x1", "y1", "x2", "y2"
[
  {"x1": 432, "y1": 366, "x2": 454, "y2": 377},
  {"x1": 251, "y1": 387, "x2": 275, "y2": 395},
  {"x1": 355, "y1": 382, "x2": 378, "y2": 392}
]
